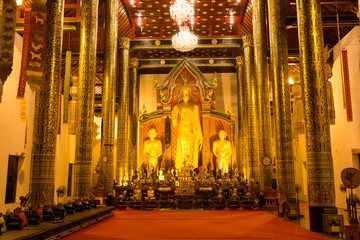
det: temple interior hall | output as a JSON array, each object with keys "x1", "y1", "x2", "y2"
[{"x1": 0, "y1": 0, "x2": 360, "y2": 239}]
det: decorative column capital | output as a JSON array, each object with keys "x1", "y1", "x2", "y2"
[
  {"x1": 236, "y1": 56, "x2": 244, "y2": 66},
  {"x1": 242, "y1": 35, "x2": 253, "y2": 48},
  {"x1": 130, "y1": 58, "x2": 139, "y2": 68},
  {"x1": 119, "y1": 37, "x2": 130, "y2": 49}
]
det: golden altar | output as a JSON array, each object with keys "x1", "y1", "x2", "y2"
[{"x1": 139, "y1": 58, "x2": 235, "y2": 173}]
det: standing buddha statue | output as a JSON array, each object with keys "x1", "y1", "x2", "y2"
[
  {"x1": 143, "y1": 128, "x2": 162, "y2": 174},
  {"x1": 213, "y1": 130, "x2": 232, "y2": 174},
  {"x1": 172, "y1": 81, "x2": 203, "y2": 170}
]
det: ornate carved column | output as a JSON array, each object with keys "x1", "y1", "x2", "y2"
[
  {"x1": 242, "y1": 35, "x2": 259, "y2": 182},
  {"x1": 268, "y1": 0, "x2": 296, "y2": 200},
  {"x1": 30, "y1": 0, "x2": 64, "y2": 207},
  {"x1": 116, "y1": 37, "x2": 131, "y2": 182},
  {"x1": 74, "y1": 0, "x2": 98, "y2": 199},
  {"x1": 97, "y1": 0, "x2": 118, "y2": 192},
  {"x1": 253, "y1": 0, "x2": 273, "y2": 190},
  {"x1": 297, "y1": 0, "x2": 335, "y2": 231},
  {"x1": 129, "y1": 58, "x2": 139, "y2": 173},
  {"x1": 236, "y1": 55, "x2": 247, "y2": 177}
]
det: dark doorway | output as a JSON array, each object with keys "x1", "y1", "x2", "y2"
[
  {"x1": 67, "y1": 163, "x2": 73, "y2": 196},
  {"x1": 5, "y1": 155, "x2": 19, "y2": 204}
]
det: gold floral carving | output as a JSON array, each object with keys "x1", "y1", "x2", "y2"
[
  {"x1": 119, "y1": 37, "x2": 130, "y2": 49},
  {"x1": 236, "y1": 56, "x2": 244, "y2": 66}
]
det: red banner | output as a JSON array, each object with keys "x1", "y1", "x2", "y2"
[
  {"x1": 16, "y1": 7, "x2": 31, "y2": 99},
  {"x1": 27, "y1": 11, "x2": 47, "y2": 88},
  {"x1": 342, "y1": 49, "x2": 353, "y2": 122}
]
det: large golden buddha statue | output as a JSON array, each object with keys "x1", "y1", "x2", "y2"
[
  {"x1": 213, "y1": 130, "x2": 232, "y2": 173},
  {"x1": 172, "y1": 82, "x2": 203, "y2": 170}
]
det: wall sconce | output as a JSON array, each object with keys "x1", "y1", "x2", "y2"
[{"x1": 289, "y1": 77, "x2": 294, "y2": 85}]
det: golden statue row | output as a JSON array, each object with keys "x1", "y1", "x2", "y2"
[{"x1": 143, "y1": 83, "x2": 232, "y2": 174}]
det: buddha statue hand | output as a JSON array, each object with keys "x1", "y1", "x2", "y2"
[{"x1": 198, "y1": 137, "x2": 203, "y2": 150}]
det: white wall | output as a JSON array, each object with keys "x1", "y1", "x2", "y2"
[
  {"x1": 0, "y1": 34, "x2": 35, "y2": 213},
  {"x1": 0, "y1": 34, "x2": 79, "y2": 213},
  {"x1": 329, "y1": 26, "x2": 360, "y2": 209}
]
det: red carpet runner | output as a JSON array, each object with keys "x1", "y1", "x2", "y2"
[{"x1": 64, "y1": 210, "x2": 327, "y2": 239}]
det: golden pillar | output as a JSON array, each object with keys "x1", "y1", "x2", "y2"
[
  {"x1": 129, "y1": 58, "x2": 139, "y2": 173},
  {"x1": 268, "y1": 0, "x2": 296, "y2": 200},
  {"x1": 116, "y1": 37, "x2": 131, "y2": 182},
  {"x1": 242, "y1": 35, "x2": 259, "y2": 182},
  {"x1": 253, "y1": 0, "x2": 273, "y2": 190},
  {"x1": 236, "y1": 55, "x2": 247, "y2": 177},
  {"x1": 297, "y1": 0, "x2": 335, "y2": 231},
  {"x1": 98, "y1": 0, "x2": 118, "y2": 192},
  {"x1": 30, "y1": 0, "x2": 64, "y2": 207},
  {"x1": 74, "y1": 0, "x2": 98, "y2": 199}
]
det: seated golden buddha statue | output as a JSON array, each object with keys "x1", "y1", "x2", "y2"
[
  {"x1": 213, "y1": 130, "x2": 232, "y2": 174},
  {"x1": 147, "y1": 187, "x2": 156, "y2": 201},
  {"x1": 133, "y1": 186, "x2": 142, "y2": 201},
  {"x1": 172, "y1": 81, "x2": 203, "y2": 170},
  {"x1": 143, "y1": 128, "x2": 162, "y2": 174}
]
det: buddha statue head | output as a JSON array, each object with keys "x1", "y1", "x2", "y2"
[
  {"x1": 148, "y1": 128, "x2": 157, "y2": 139},
  {"x1": 179, "y1": 80, "x2": 192, "y2": 103},
  {"x1": 218, "y1": 130, "x2": 227, "y2": 140}
]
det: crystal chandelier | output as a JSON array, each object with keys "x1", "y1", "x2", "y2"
[
  {"x1": 169, "y1": 0, "x2": 194, "y2": 23},
  {"x1": 172, "y1": 25, "x2": 198, "y2": 52}
]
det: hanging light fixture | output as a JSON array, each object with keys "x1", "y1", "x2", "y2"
[
  {"x1": 172, "y1": 25, "x2": 198, "y2": 52},
  {"x1": 170, "y1": 0, "x2": 194, "y2": 24}
]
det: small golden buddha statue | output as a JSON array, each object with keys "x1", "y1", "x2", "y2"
[
  {"x1": 133, "y1": 186, "x2": 142, "y2": 201},
  {"x1": 231, "y1": 188, "x2": 238, "y2": 200},
  {"x1": 143, "y1": 128, "x2": 162, "y2": 174},
  {"x1": 147, "y1": 187, "x2": 155, "y2": 201},
  {"x1": 213, "y1": 130, "x2": 232, "y2": 174},
  {"x1": 172, "y1": 81, "x2": 203, "y2": 170}
]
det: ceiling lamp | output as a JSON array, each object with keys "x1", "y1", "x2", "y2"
[
  {"x1": 169, "y1": 0, "x2": 194, "y2": 24},
  {"x1": 172, "y1": 25, "x2": 198, "y2": 52}
]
